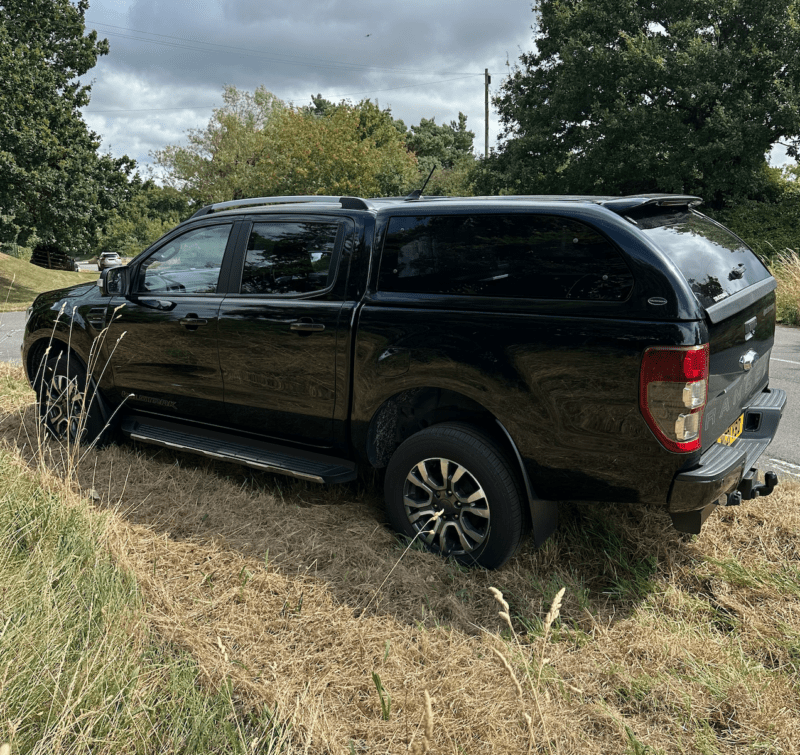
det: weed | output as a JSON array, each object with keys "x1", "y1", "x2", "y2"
[
  {"x1": 624, "y1": 724, "x2": 660, "y2": 755},
  {"x1": 3, "y1": 363, "x2": 800, "y2": 753},
  {"x1": 371, "y1": 672, "x2": 391, "y2": 721}
]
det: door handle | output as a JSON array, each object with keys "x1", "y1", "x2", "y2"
[
  {"x1": 180, "y1": 316, "x2": 208, "y2": 329},
  {"x1": 289, "y1": 320, "x2": 325, "y2": 333}
]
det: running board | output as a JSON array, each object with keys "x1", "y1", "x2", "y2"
[{"x1": 120, "y1": 416, "x2": 357, "y2": 484}]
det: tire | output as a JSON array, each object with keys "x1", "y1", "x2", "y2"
[
  {"x1": 36, "y1": 351, "x2": 108, "y2": 445},
  {"x1": 384, "y1": 422, "x2": 526, "y2": 569}
]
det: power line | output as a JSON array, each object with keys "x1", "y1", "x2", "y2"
[
  {"x1": 88, "y1": 20, "x2": 483, "y2": 77},
  {"x1": 84, "y1": 76, "x2": 480, "y2": 114},
  {"x1": 86, "y1": 105, "x2": 217, "y2": 113},
  {"x1": 327, "y1": 75, "x2": 479, "y2": 99}
]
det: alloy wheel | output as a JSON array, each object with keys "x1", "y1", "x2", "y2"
[
  {"x1": 44, "y1": 372, "x2": 87, "y2": 441},
  {"x1": 402, "y1": 456, "x2": 490, "y2": 556}
]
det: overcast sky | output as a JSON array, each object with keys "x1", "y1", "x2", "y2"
[{"x1": 80, "y1": 0, "x2": 537, "y2": 176}]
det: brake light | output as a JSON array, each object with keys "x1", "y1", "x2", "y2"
[{"x1": 639, "y1": 345, "x2": 709, "y2": 453}]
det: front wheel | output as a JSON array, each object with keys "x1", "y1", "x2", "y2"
[
  {"x1": 36, "y1": 351, "x2": 108, "y2": 445},
  {"x1": 384, "y1": 423, "x2": 526, "y2": 569}
]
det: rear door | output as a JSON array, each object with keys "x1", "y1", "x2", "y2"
[
  {"x1": 636, "y1": 209, "x2": 776, "y2": 449},
  {"x1": 216, "y1": 216, "x2": 354, "y2": 447}
]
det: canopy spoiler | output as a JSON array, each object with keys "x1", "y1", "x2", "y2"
[{"x1": 598, "y1": 194, "x2": 703, "y2": 214}]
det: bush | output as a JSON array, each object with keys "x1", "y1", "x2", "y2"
[
  {"x1": 705, "y1": 186, "x2": 800, "y2": 262},
  {"x1": 1, "y1": 242, "x2": 33, "y2": 262}
]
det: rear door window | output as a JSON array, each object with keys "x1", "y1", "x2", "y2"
[
  {"x1": 632, "y1": 209, "x2": 771, "y2": 309},
  {"x1": 241, "y1": 221, "x2": 340, "y2": 295},
  {"x1": 379, "y1": 213, "x2": 633, "y2": 301}
]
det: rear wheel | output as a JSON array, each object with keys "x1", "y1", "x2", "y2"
[
  {"x1": 36, "y1": 351, "x2": 107, "y2": 445},
  {"x1": 384, "y1": 422, "x2": 525, "y2": 568}
]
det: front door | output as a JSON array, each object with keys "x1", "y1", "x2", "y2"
[{"x1": 104, "y1": 222, "x2": 236, "y2": 424}]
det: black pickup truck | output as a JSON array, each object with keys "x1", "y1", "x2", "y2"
[{"x1": 22, "y1": 194, "x2": 787, "y2": 568}]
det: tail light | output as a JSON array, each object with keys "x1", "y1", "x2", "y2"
[{"x1": 639, "y1": 345, "x2": 709, "y2": 453}]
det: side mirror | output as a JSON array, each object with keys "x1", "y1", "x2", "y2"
[{"x1": 98, "y1": 266, "x2": 130, "y2": 297}]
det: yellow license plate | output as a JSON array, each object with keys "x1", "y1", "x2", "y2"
[{"x1": 717, "y1": 414, "x2": 744, "y2": 446}]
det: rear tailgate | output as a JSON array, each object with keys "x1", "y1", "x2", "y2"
[
  {"x1": 634, "y1": 208, "x2": 777, "y2": 450},
  {"x1": 701, "y1": 287, "x2": 776, "y2": 450}
]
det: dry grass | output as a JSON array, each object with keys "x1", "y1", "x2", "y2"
[{"x1": 2, "y1": 364, "x2": 800, "y2": 753}]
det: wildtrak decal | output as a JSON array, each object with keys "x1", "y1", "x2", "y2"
[{"x1": 135, "y1": 395, "x2": 178, "y2": 410}]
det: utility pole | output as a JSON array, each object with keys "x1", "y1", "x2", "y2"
[{"x1": 484, "y1": 68, "x2": 491, "y2": 158}]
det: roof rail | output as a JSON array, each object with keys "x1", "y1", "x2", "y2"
[{"x1": 190, "y1": 195, "x2": 371, "y2": 218}]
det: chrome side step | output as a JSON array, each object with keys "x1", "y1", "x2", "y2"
[{"x1": 120, "y1": 416, "x2": 357, "y2": 484}]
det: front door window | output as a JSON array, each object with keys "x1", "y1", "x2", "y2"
[{"x1": 139, "y1": 224, "x2": 231, "y2": 294}]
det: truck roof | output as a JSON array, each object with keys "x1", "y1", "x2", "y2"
[{"x1": 189, "y1": 193, "x2": 703, "y2": 219}]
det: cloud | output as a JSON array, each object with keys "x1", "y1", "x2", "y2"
[{"x1": 81, "y1": 0, "x2": 537, "y2": 168}]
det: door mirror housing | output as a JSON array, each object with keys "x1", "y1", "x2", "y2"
[{"x1": 98, "y1": 266, "x2": 130, "y2": 297}]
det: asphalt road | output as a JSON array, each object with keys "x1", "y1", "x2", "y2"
[
  {"x1": 0, "y1": 310, "x2": 25, "y2": 363},
  {"x1": 0, "y1": 311, "x2": 798, "y2": 477},
  {"x1": 766, "y1": 325, "x2": 800, "y2": 480}
]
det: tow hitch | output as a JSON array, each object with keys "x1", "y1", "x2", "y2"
[
  {"x1": 725, "y1": 469, "x2": 778, "y2": 506},
  {"x1": 673, "y1": 468, "x2": 780, "y2": 532}
]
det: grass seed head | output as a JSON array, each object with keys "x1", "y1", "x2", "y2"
[
  {"x1": 543, "y1": 587, "x2": 566, "y2": 634},
  {"x1": 489, "y1": 586, "x2": 510, "y2": 612}
]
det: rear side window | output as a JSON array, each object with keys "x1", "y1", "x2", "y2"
[
  {"x1": 634, "y1": 210, "x2": 771, "y2": 309},
  {"x1": 379, "y1": 214, "x2": 633, "y2": 301},
  {"x1": 241, "y1": 222, "x2": 339, "y2": 295}
]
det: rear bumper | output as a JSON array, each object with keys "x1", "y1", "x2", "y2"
[{"x1": 668, "y1": 387, "x2": 786, "y2": 531}]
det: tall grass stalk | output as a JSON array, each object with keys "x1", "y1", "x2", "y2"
[
  {"x1": 490, "y1": 586, "x2": 566, "y2": 755},
  {"x1": 30, "y1": 305, "x2": 129, "y2": 479},
  {"x1": 772, "y1": 248, "x2": 800, "y2": 326}
]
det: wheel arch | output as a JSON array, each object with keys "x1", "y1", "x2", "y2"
[
  {"x1": 26, "y1": 337, "x2": 72, "y2": 388},
  {"x1": 364, "y1": 387, "x2": 559, "y2": 547},
  {"x1": 365, "y1": 387, "x2": 498, "y2": 468}
]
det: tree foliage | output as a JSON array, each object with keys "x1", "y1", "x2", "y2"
[
  {"x1": 0, "y1": 0, "x2": 135, "y2": 253},
  {"x1": 96, "y1": 181, "x2": 191, "y2": 258},
  {"x1": 154, "y1": 86, "x2": 419, "y2": 203},
  {"x1": 405, "y1": 113, "x2": 476, "y2": 195},
  {"x1": 487, "y1": 0, "x2": 800, "y2": 205},
  {"x1": 406, "y1": 113, "x2": 474, "y2": 169}
]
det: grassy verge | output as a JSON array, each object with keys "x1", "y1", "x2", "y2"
[
  {"x1": 0, "y1": 253, "x2": 98, "y2": 313},
  {"x1": 2, "y1": 364, "x2": 800, "y2": 753},
  {"x1": 0, "y1": 441, "x2": 286, "y2": 752}
]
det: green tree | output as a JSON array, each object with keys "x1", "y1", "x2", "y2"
[
  {"x1": 406, "y1": 113, "x2": 476, "y2": 196},
  {"x1": 406, "y1": 113, "x2": 474, "y2": 169},
  {"x1": 0, "y1": 0, "x2": 136, "y2": 253},
  {"x1": 96, "y1": 181, "x2": 191, "y2": 258},
  {"x1": 154, "y1": 86, "x2": 418, "y2": 203},
  {"x1": 487, "y1": 0, "x2": 800, "y2": 206},
  {"x1": 154, "y1": 86, "x2": 282, "y2": 203}
]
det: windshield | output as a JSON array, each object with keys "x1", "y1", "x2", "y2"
[{"x1": 635, "y1": 210, "x2": 771, "y2": 309}]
